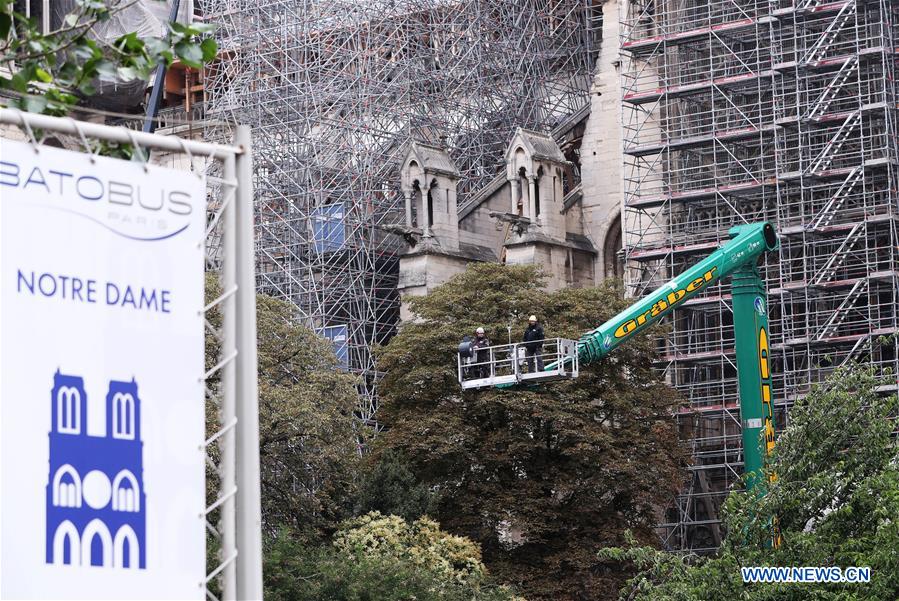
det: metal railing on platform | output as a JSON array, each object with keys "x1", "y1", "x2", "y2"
[{"x1": 457, "y1": 338, "x2": 579, "y2": 390}]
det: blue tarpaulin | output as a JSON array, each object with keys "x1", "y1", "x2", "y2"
[
  {"x1": 312, "y1": 204, "x2": 345, "y2": 253},
  {"x1": 321, "y1": 325, "x2": 348, "y2": 368}
]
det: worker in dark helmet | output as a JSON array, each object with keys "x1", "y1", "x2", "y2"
[
  {"x1": 472, "y1": 327, "x2": 491, "y2": 378},
  {"x1": 523, "y1": 315, "x2": 545, "y2": 373}
]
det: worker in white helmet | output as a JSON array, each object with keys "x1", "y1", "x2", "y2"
[
  {"x1": 472, "y1": 326, "x2": 491, "y2": 378},
  {"x1": 523, "y1": 315, "x2": 545, "y2": 373}
]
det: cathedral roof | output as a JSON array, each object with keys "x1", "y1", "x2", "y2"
[
  {"x1": 402, "y1": 141, "x2": 460, "y2": 178},
  {"x1": 512, "y1": 128, "x2": 568, "y2": 164}
]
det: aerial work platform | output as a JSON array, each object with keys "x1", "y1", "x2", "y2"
[
  {"x1": 454, "y1": 222, "x2": 784, "y2": 544},
  {"x1": 457, "y1": 338, "x2": 579, "y2": 390},
  {"x1": 453, "y1": 223, "x2": 783, "y2": 527}
]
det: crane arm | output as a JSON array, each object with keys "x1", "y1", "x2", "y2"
[
  {"x1": 540, "y1": 220, "x2": 780, "y2": 540},
  {"x1": 572, "y1": 222, "x2": 778, "y2": 365}
]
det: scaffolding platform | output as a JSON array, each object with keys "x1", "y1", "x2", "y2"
[{"x1": 457, "y1": 338, "x2": 579, "y2": 390}]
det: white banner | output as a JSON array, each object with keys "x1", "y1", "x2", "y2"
[{"x1": 0, "y1": 139, "x2": 206, "y2": 599}]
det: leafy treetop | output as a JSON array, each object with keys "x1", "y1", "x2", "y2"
[
  {"x1": 264, "y1": 514, "x2": 525, "y2": 601},
  {"x1": 1, "y1": 0, "x2": 216, "y2": 114},
  {"x1": 334, "y1": 511, "x2": 489, "y2": 586}
]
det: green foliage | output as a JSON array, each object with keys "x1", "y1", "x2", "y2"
[
  {"x1": 354, "y1": 448, "x2": 437, "y2": 521},
  {"x1": 334, "y1": 511, "x2": 487, "y2": 585},
  {"x1": 205, "y1": 276, "x2": 362, "y2": 541},
  {"x1": 264, "y1": 519, "x2": 525, "y2": 601},
  {"x1": 254, "y1": 293, "x2": 364, "y2": 539},
  {"x1": 265, "y1": 533, "x2": 441, "y2": 601},
  {"x1": 377, "y1": 263, "x2": 689, "y2": 601},
  {"x1": 0, "y1": 0, "x2": 217, "y2": 114},
  {"x1": 603, "y1": 364, "x2": 899, "y2": 601}
]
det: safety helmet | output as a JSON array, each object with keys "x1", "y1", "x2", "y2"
[
  {"x1": 476, "y1": 327, "x2": 485, "y2": 334},
  {"x1": 529, "y1": 315, "x2": 537, "y2": 322}
]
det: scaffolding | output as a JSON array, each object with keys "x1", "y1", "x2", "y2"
[
  {"x1": 621, "y1": 0, "x2": 899, "y2": 553},
  {"x1": 197, "y1": 0, "x2": 599, "y2": 420}
]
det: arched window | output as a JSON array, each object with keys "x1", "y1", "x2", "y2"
[
  {"x1": 517, "y1": 165, "x2": 530, "y2": 218},
  {"x1": 52, "y1": 464, "x2": 82, "y2": 507},
  {"x1": 52, "y1": 521, "x2": 80, "y2": 565},
  {"x1": 81, "y1": 519, "x2": 112, "y2": 567},
  {"x1": 56, "y1": 386, "x2": 80, "y2": 434},
  {"x1": 113, "y1": 392, "x2": 135, "y2": 440},
  {"x1": 534, "y1": 166, "x2": 543, "y2": 218},
  {"x1": 426, "y1": 179, "x2": 436, "y2": 228},
  {"x1": 603, "y1": 213, "x2": 624, "y2": 279},
  {"x1": 114, "y1": 525, "x2": 140, "y2": 569},
  {"x1": 411, "y1": 180, "x2": 422, "y2": 227},
  {"x1": 112, "y1": 470, "x2": 140, "y2": 512}
]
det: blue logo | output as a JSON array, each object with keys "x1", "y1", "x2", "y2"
[
  {"x1": 45, "y1": 371, "x2": 146, "y2": 569},
  {"x1": 754, "y1": 297, "x2": 766, "y2": 316},
  {"x1": 603, "y1": 335, "x2": 613, "y2": 350}
]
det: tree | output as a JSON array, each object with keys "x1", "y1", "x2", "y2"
[
  {"x1": 1, "y1": 0, "x2": 216, "y2": 114},
  {"x1": 602, "y1": 363, "x2": 899, "y2": 600},
  {"x1": 205, "y1": 277, "x2": 362, "y2": 541},
  {"x1": 254, "y1": 293, "x2": 364, "y2": 538},
  {"x1": 264, "y1": 513, "x2": 525, "y2": 601},
  {"x1": 354, "y1": 448, "x2": 437, "y2": 521},
  {"x1": 376, "y1": 263, "x2": 689, "y2": 601}
]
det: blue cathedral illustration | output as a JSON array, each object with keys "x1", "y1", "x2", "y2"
[{"x1": 45, "y1": 371, "x2": 146, "y2": 569}]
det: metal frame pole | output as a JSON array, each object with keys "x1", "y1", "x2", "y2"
[
  {"x1": 234, "y1": 125, "x2": 264, "y2": 600},
  {"x1": 0, "y1": 108, "x2": 237, "y2": 158},
  {"x1": 220, "y1": 152, "x2": 238, "y2": 600},
  {"x1": 42, "y1": 0, "x2": 49, "y2": 34}
]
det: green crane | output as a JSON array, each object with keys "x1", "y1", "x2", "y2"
[
  {"x1": 569, "y1": 221, "x2": 779, "y2": 490},
  {"x1": 464, "y1": 222, "x2": 780, "y2": 495}
]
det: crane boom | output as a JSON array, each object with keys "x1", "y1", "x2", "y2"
[
  {"x1": 543, "y1": 221, "x2": 780, "y2": 504},
  {"x1": 573, "y1": 222, "x2": 778, "y2": 365},
  {"x1": 459, "y1": 224, "x2": 780, "y2": 467},
  {"x1": 458, "y1": 221, "x2": 781, "y2": 541}
]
